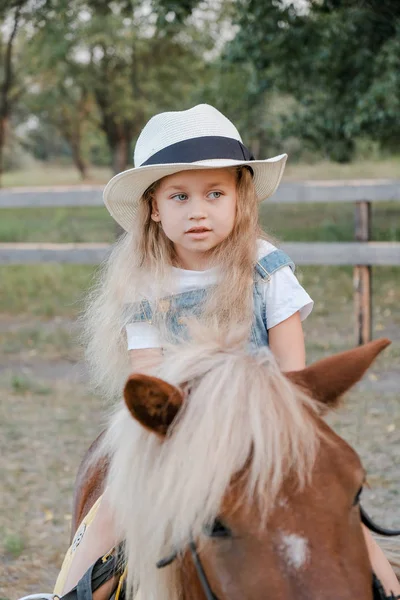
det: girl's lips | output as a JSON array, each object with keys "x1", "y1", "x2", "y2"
[
  {"x1": 185, "y1": 227, "x2": 211, "y2": 233},
  {"x1": 185, "y1": 228, "x2": 212, "y2": 239}
]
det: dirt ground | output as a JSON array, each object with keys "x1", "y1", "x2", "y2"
[{"x1": 1, "y1": 305, "x2": 399, "y2": 598}]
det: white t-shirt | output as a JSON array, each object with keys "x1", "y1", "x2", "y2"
[{"x1": 126, "y1": 240, "x2": 313, "y2": 350}]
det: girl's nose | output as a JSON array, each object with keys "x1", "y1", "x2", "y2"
[{"x1": 188, "y1": 198, "x2": 208, "y2": 220}]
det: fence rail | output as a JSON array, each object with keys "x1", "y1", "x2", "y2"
[
  {"x1": 1, "y1": 180, "x2": 400, "y2": 345},
  {"x1": 0, "y1": 241, "x2": 399, "y2": 266}
]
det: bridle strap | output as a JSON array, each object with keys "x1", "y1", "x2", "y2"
[
  {"x1": 189, "y1": 540, "x2": 219, "y2": 600},
  {"x1": 361, "y1": 505, "x2": 400, "y2": 537},
  {"x1": 157, "y1": 506, "x2": 400, "y2": 600}
]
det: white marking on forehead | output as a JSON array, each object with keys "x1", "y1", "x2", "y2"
[{"x1": 279, "y1": 532, "x2": 309, "y2": 570}]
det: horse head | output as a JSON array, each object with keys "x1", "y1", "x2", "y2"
[{"x1": 108, "y1": 338, "x2": 390, "y2": 600}]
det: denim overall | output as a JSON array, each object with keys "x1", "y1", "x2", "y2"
[{"x1": 126, "y1": 249, "x2": 294, "y2": 349}]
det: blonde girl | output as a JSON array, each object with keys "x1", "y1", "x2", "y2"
[{"x1": 56, "y1": 104, "x2": 400, "y2": 599}]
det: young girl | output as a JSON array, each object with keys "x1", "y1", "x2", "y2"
[{"x1": 56, "y1": 104, "x2": 399, "y2": 598}]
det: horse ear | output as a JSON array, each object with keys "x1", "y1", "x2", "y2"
[
  {"x1": 286, "y1": 338, "x2": 390, "y2": 410},
  {"x1": 124, "y1": 374, "x2": 184, "y2": 436}
]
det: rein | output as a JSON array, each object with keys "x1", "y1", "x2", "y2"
[
  {"x1": 157, "y1": 504, "x2": 400, "y2": 600},
  {"x1": 361, "y1": 506, "x2": 400, "y2": 537}
]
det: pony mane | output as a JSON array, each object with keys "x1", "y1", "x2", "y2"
[{"x1": 103, "y1": 326, "x2": 319, "y2": 600}]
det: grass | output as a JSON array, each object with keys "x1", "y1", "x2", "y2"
[
  {"x1": 283, "y1": 156, "x2": 400, "y2": 181},
  {"x1": 0, "y1": 264, "x2": 95, "y2": 316},
  {"x1": 2, "y1": 156, "x2": 400, "y2": 188},
  {"x1": 0, "y1": 206, "x2": 114, "y2": 243},
  {"x1": 2, "y1": 164, "x2": 112, "y2": 188},
  {"x1": 3, "y1": 534, "x2": 25, "y2": 559},
  {"x1": 0, "y1": 201, "x2": 399, "y2": 244},
  {"x1": 260, "y1": 201, "x2": 400, "y2": 242},
  {"x1": 10, "y1": 374, "x2": 52, "y2": 396}
]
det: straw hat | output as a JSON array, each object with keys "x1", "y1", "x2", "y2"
[{"x1": 103, "y1": 104, "x2": 287, "y2": 232}]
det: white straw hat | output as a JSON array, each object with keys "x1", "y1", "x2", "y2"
[{"x1": 103, "y1": 104, "x2": 287, "y2": 232}]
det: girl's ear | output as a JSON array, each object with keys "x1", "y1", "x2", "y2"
[
  {"x1": 124, "y1": 374, "x2": 184, "y2": 436},
  {"x1": 151, "y1": 199, "x2": 161, "y2": 222}
]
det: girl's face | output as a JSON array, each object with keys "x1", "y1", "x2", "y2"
[{"x1": 151, "y1": 168, "x2": 237, "y2": 270}]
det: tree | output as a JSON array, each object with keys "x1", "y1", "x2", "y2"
[
  {"x1": 28, "y1": 0, "x2": 212, "y2": 175},
  {"x1": 228, "y1": 0, "x2": 400, "y2": 162},
  {"x1": 25, "y1": 58, "x2": 96, "y2": 179},
  {"x1": 0, "y1": 0, "x2": 75, "y2": 182},
  {"x1": 0, "y1": 1, "x2": 26, "y2": 184}
]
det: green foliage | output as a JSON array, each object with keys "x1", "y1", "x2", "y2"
[
  {"x1": 351, "y1": 29, "x2": 400, "y2": 151},
  {"x1": 2, "y1": 0, "x2": 400, "y2": 172},
  {"x1": 23, "y1": 0, "x2": 210, "y2": 173},
  {"x1": 229, "y1": 0, "x2": 400, "y2": 162},
  {"x1": 195, "y1": 58, "x2": 294, "y2": 158}
]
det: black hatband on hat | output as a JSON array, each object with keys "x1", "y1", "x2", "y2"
[{"x1": 141, "y1": 136, "x2": 255, "y2": 167}]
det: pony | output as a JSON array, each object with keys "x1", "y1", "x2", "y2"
[{"x1": 72, "y1": 332, "x2": 395, "y2": 600}]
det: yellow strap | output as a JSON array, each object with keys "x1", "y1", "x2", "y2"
[{"x1": 115, "y1": 566, "x2": 128, "y2": 600}]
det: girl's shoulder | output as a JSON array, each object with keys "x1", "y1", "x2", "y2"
[
  {"x1": 256, "y1": 239, "x2": 295, "y2": 277},
  {"x1": 256, "y1": 239, "x2": 278, "y2": 260}
]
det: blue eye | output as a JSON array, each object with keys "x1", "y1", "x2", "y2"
[
  {"x1": 209, "y1": 191, "x2": 222, "y2": 199},
  {"x1": 172, "y1": 193, "x2": 187, "y2": 202}
]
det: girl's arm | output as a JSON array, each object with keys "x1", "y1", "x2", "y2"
[
  {"x1": 61, "y1": 490, "x2": 119, "y2": 596},
  {"x1": 268, "y1": 310, "x2": 306, "y2": 371},
  {"x1": 129, "y1": 348, "x2": 163, "y2": 373},
  {"x1": 363, "y1": 526, "x2": 400, "y2": 595}
]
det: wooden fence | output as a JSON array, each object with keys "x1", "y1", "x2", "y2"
[{"x1": 1, "y1": 181, "x2": 400, "y2": 345}]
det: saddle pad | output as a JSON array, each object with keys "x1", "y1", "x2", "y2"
[{"x1": 53, "y1": 496, "x2": 103, "y2": 596}]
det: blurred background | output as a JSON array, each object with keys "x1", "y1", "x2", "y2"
[{"x1": 0, "y1": 0, "x2": 399, "y2": 596}]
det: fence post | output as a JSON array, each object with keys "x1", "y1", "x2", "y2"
[{"x1": 354, "y1": 201, "x2": 372, "y2": 345}]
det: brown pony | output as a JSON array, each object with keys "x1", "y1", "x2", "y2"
[{"x1": 72, "y1": 335, "x2": 392, "y2": 600}]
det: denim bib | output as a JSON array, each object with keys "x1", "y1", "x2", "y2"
[{"x1": 125, "y1": 249, "x2": 294, "y2": 349}]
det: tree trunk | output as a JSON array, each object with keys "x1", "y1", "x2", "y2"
[
  {"x1": 112, "y1": 135, "x2": 130, "y2": 175},
  {"x1": 0, "y1": 3, "x2": 23, "y2": 187},
  {"x1": 0, "y1": 117, "x2": 6, "y2": 185},
  {"x1": 70, "y1": 139, "x2": 88, "y2": 180}
]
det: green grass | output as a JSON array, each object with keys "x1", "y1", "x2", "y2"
[
  {"x1": 2, "y1": 164, "x2": 111, "y2": 188},
  {"x1": 1, "y1": 201, "x2": 399, "y2": 244},
  {"x1": 3, "y1": 533, "x2": 25, "y2": 558},
  {"x1": 0, "y1": 206, "x2": 114, "y2": 243},
  {"x1": 283, "y1": 157, "x2": 400, "y2": 181},
  {"x1": 0, "y1": 264, "x2": 96, "y2": 316},
  {"x1": 260, "y1": 201, "x2": 400, "y2": 242},
  {"x1": 2, "y1": 157, "x2": 400, "y2": 188},
  {"x1": 10, "y1": 374, "x2": 52, "y2": 396}
]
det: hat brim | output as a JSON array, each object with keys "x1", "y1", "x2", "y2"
[{"x1": 103, "y1": 154, "x2": 288, "y2": 232}]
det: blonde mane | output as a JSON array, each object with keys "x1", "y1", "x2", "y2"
[{"x1": 103, "y1": 328, "x2": 319, "y2": 600}]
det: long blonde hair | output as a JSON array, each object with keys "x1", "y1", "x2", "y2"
[{"x1": 80, "y1": 167, "x2": 271, "y2": 403}]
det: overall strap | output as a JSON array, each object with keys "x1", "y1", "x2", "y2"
[
  {"x1": 61, "y1": 543, "x2": 126, "y2": 600},
  {"x1": 255, "y1": 249, "x2": 295, "y2": 282}
]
